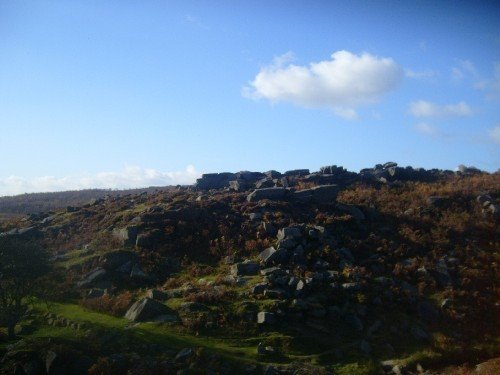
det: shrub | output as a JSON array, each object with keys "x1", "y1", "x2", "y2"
[{"x1": 80, "y1": 291, "x2": 133, "y2": 317}]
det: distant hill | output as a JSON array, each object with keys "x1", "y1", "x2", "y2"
[{"x1": 0, "y1": 186, "x2": 176, "y2": 215}]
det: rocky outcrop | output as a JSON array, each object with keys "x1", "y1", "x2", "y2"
[{"x1": 195, "y1": 172, "x2": 236, "y2": 190}]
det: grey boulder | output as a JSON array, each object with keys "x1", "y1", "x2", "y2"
[{"x1": 124, "y1": 298, "x2": 175, "y2": 322}]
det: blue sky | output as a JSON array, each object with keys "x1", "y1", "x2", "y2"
[{"x1": 0, "y1": 0, "x2": 499, "y2": 195}]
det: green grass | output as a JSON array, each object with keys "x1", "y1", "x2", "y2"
[
  {"x1": 35, "y1": 302, "x2": 264, "y2": 364},
  {"x1": 55, "y1": 248, "x2": 99, "y2": 269}
]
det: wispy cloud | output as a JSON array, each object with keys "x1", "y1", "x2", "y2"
[
  {"x1": 488, "y1": 125, "x2": 500, "y2": 144},
  {"x1": 243, "y1": 50, "x2": 403, "y2": 119},
  {"x1": 475, "y1": 62, "x2": 500, "y2": 101},
  {"x1": 409, "y1": 100, "x2": 473, "y2": 118},
  {"x1": 451, "y1": 59, "x2": 478, "y2": 82},
  {"x1": 0, "y1": 165, "x2": 201, "y2": 196},
  {"x1": 415, "y1": 122, "x2": 439, "y2": 137}
]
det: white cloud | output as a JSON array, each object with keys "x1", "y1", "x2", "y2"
[
  {"x1": 489, "y1": 125, "x2": 500, "y2": 144},
  {"x1": 244, "y1": 50, "x2": 403, "y2": 119},
  {"x1": 0, "y1": 165, "x2": 201, "y2": 196},
  {"x1": 409, "y1": 100, "x2": 473, "y2": 118},
  {"x1": 415, "y1": 122, "x2": 439, "y2": 137}
]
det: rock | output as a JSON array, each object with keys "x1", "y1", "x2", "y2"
[
  {"x1": 247, "y1": 187, "x2": 288, "y2": 202},
  {"x1": 359, "y1": 340, "x2": 371, "y2": 355},
  {"x1": 367, "y1": 320, "x2": 382, "y2": 337},
  {"x1": 411, "y1": 326, "x2": 430, "y2": 341},
  {"x1": 180, "y1": 302, "x2": 210, "y2": 313},
  {"x1": 257, "y1": 312, "x2": 276, "y2": 324},
  {"x1": 175, "y1": 348, "x2": 193, "y2": 362},
  {"x1": 276, "y1": 237, "x2": 297, "y2": 250},
  {"x1": 45, "y1": 351, "x2": 66, "y2": 374},
  {"x1": 265, "y1": 170, "x2": 282, "y2": 179},
  {"x1": 258, "y1": 247, "x2": 287, "y2": 266},
  {"x1": 284, "y1": 169, "x2": 310, "y2": 177},
  {"x1": 251, "y1": 283, "x2": 268, "y2": 295},
  {"x1": 196, "y1": 194, "x2": 208, "y2": 201},
  {"x1": 228, "y1": 179, "x2": 246, "y2": 191},
  {"x1": 260, "y1": 267, "x2": 286, "y2": 277},
  {"x1": 112, "y1": 226, "x2": 138, "y2": 246},
  {"x1": 147, "y1": 289, "x2": 168, "y2": 301},
  {"x1": 262, "y1": 222, "x2": 277, "y2": 236},
  {"x1": 292, "y1": 185, "x2": 339, "y2": 203},
  {"x1": 124, "y1": 298, "x2": 175, "y2": 322},
  {"x1": 196, "y1": 172, "x2": 236, "y2": 190},
  {"x1": 276, "y1": 227, "x2": 300, "y2": 241},
  {"x1": 86, "y1": 289, "x2": 105, "y2": 299},
  {"x1": 295, "y1": 280, "x2": 306, "y2": 293},
  {"x1": 417, "y1": 301, "x2": 439, "y2": 324},
  {"x1": 135, "y1": 229, "x2": 162, "y2": 247},
  {"x1": 130, "y1": 263, "x2": 148, "y2": 280},
  {"x1": 248, "y1": 212, "x2": 262, "y2": 221},
  {"x1": 336, "y1": 203, "x2": 365, "y2": 222},
  {"x1": 77, "y1": 268, "x2": 108, "y2": 288},
  {"x1": 231, "y1": 261, "x2": 260, "y2": 276},
  {"x1": 441, "y1": 298, "x2": 452, "y2": 310},
  {"x1": 477, "y1": 193, "x2": 492, "y2": 205},
  {"x1": 99, "y1": 250, "x2": 137, "y2": 270},
  {"x1": 116, "y1": 261, "x2": 133, "y2": 274},
  {"x1": 342, "y1": 282, "x2": 362, "y2": 292},
  {"x1": 345, "y1": 314, "x2": 363, "y2": 332},
  {"x1": 263, "y1": 289, "x2": 287, "y2": 299},
  {"x1": 255, "y1": 178, "x2": 275, "y2": 189}
]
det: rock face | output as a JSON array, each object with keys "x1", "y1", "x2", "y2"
[
  {"x1": 292, "y1": 185, "x2": 339, "y2": 203},
  {"x1": 124, "y1": 298, "x2": 175, "y2": 322},
  {"x1": 195, "y1": 173, "x2": 236, "y2": 190},
  {"x1": 247, "y1": 187, "x2": 288, "y2": 202}
]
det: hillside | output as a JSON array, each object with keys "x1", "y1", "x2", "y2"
[
  {"x1": 0, "y1": 186, "x2": 177, "y2": 216},
  {"x1": 0, "y1": 163, "x2": 498, "y2": 375}
]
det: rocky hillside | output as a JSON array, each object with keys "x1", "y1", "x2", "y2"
[{"x1": 0, "y1": 163, "x2": 498, "y2": 375}]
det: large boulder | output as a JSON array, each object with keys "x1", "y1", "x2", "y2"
[
  {"x1": 292, "y1": 185, "x2": 339, "y2": 203},
  {"x1": 99, "y1": 250, "x2": 137, "y2": 270},
  {"x1": 112, "y1": 226, "x2": 138, "y2": 246},
  {"x1": 277, "y1": 227, "x2": 302, "y2": 241},
  {"x1": 124, "y1": 298, "x2": 175, "y2": 322},
  {"x1": 231, "y1": 261, "x2": 260, "y2": 276},
  {"x1": 258, "y1": 247, "x2": 287, "y2": 266},
  {"x1": 247, "y1": 187, "x2": 288, "y2": 202},
  {"x1": 77, "y1": 268, "x2": 108, "y2": 288},
  {"x1": 135, "y1": 229, "x2": 163, "y2": 248},
  {"x1": 257, "y1": 312, "x2": 276, "y2": 324}
]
